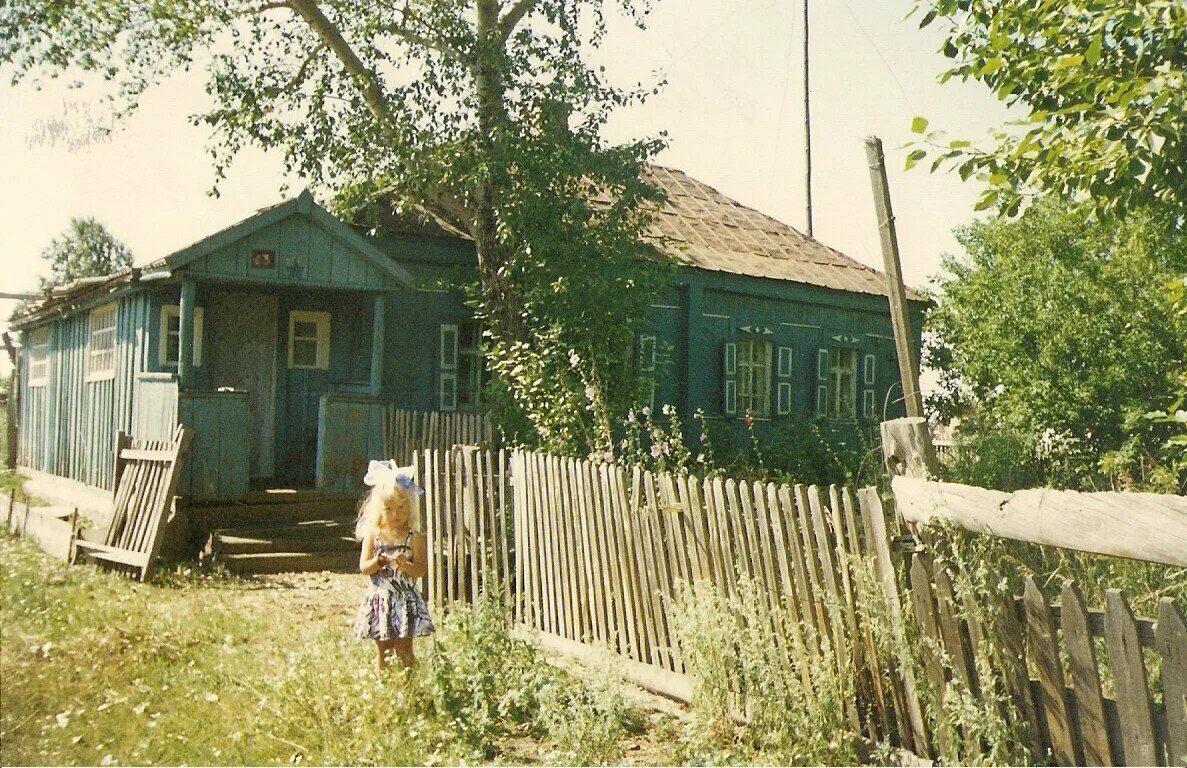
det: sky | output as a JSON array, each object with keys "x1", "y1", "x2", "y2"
[{"x1": 0, "y1": 0, "x2": 1017, "y2": 378}]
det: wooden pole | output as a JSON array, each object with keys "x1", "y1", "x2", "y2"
[
  {"x1": 864, "y1": 136, "x2": 923, "y2": 418},
  {"x1": 880, "y1": 417, "x2": 940, "y2": 480},
  {"x1": 3, "y1": 332, "x2": 18, "y2": 470},
  {"x1": 803, "y1": 0, "x2": 813, "y2": 237},
  {"x1": 178, "y1": 279, "x2": 197, "y2": 390}
]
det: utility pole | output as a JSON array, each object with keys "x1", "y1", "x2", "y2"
[
  {"x1": 803, "y1": 0, "x2": 813, "y2": 237},
  {"x1": 864, "y1": 136, "x2": 923, "y2": 419}
]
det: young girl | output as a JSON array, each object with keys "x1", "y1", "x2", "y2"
[{"x1": 352, "y1": 460, "x2": 434, "y2": 669}]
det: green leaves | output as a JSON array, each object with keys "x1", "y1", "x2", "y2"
[
  {"x1": 906, "y1": 0, "x2": 1187, "y2": 220},
  {"x1": 911, "y1": 115, "x2": 929, "y2": 134},
  {"x1": 904, "y1": 148, "x2": 927, "y2": 170}
]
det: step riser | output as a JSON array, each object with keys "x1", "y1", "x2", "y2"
[
  {"x1": 219, "y1": 552, "x2": 359, "y2": 575},
  {"x1": 215, "y1": 537, "x2": 359, "y2": 555},
  {"x1": 192, "y1": 501, "x2": 359, "y2": 531}
]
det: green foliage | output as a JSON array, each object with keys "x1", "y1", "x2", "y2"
[
  {"x1": 36, "y1": 217, "x2": 133, "y2": 291},
  {"x1": 2, "y1": 0, "x2": 671, "y2": 455},
  {"x1": 668, "y1": 577, "x2": 861, "y2": 766},
  {"x1": 926, "y1": 200, "x2": 1187, "y2": 490},
  {"x1": 0, "y1": 539, "x2": 667, "y2": 766},
  {"x1": 910, "y1": 0, "x2": 1187, "y2": 220}
]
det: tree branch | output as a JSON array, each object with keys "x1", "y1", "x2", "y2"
[
  {"x1": 498, "y1": 0, "x2": 542, "y2": 40},
  {"x1": 286, "y1": 0, "x2": 402, "y2": 140}
]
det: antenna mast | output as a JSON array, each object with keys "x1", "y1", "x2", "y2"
[{"x1": 803, "y1": 0, "x2": 813, "y2": 237}]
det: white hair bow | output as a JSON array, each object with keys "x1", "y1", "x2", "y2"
[{"x1": 363, "y1": 460, "x2": 422, "y2": 494}]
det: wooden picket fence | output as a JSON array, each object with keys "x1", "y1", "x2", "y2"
[
  {"x1": 414, "y1": 445, "x2": 1186, "y2": 766},
  {"x1": 384, "y1": 408, "x2": 495, "y2": 465}
]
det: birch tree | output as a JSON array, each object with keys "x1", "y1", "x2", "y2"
[{"x1": 3, "y1": 0, "x2": 669, "y2": 452}]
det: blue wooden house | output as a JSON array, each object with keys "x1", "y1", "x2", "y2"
[{"x1": 12, "y1": 166, "x2": 926, "y2": 506}]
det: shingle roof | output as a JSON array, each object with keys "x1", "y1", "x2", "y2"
[{"x1": 635, "y1": 165, "x2": 926, "y2": 301}]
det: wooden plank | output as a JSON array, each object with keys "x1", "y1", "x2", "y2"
[
  {"x1": 1024, "y1": 576, "x2": 1076, "y2": 766},
  {"x1": 605, "y1": 463, "x2": 642, "y2": 660},
  {"x1": 578, "y1": 458, "x2": 608, "y2": 646},
  {"x1": 1104, "y1": 589, "x2": 1157, "y2": 766},
  {"x1": 989, "y1": 587, "x2": 1043, "y2": 758},
  {"x1": 1062, "y1": 581, "x2": 1112, "y2": 766},
  {"x1": 643, "y1": 471, "x2": 677, "y2": 670},
  {"x1": 779, "y1": 484, "x2": 820, "y2": 652},
  {"x1": 536, "y1": 453, "x2": 559, "y2": 636},
  {"x1": 859, "y1": 488, "x2": 928, "y2": 756},
  {"x1": 706, "y1": 477, "x2": 737, "y2": 596},
  {"x1": 891, "y1": 476, "x2": 1187, "y2": 567},
  {"x1": 558, "y1": 457, "x2": 583, "y2": 641},
  {"x1": 807, "y1": 485, "x2": 852, "y2": 704},
  {"x1": 615, "y1": 464, "x2": 651, "y2": 663},
  {"x1": 1156, "y1": 598, "x2": 1187, "y2": 767},
  {"x1": 932, "y1": 567, "x2": 978, "y2": 697},
  {"x1": 498, "y1": 451, "x2": 511, "y2": 609},
  {"x1": 908, "y1": 555, "x2": 953, "y2": 760},
  {"x1": 590, "y1": 460, "x2": 622, "y2": 650},
  {"x1": 683, "y1": 475, "x2": 714, "y2": 586}
]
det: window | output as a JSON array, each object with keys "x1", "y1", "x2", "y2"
[
  {"x1": 440, "y1": 321, "x2": 486, "y2": 412},
  {"x1": 159, "y1": 305, "x2": 205, "y2": 367},
  {"x1": 737, "y1": 338, "x2": 772, "y2": 417},
  {"x1": 862, "y1": 353, "x2": 877, "y2": 419},
  {"x1": 28, "y1": 326, "x2": 49, "y2": 386},
  {"x1": 288, "y1": 311, "x2": 330, "y2": 369},
  {"x1": 816, "y1": 347, "x2": 857, "y2": 418},
  {"x1": 86, "y1": 303, "x2": 117, "y2": 381}
]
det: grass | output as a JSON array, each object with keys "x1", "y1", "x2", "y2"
[{"x1": 0, "y1": 538, "x2": 685, "y2": 766}]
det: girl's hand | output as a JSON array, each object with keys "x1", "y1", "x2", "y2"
[{"x1": 391, "y1": 553, "x2": 410, "y2": 573}]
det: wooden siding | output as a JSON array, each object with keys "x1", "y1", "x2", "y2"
[
  {"x1": 132, "y1": 373, "x2": 179, "y2": 441},
  {"x1": 189, "y1": 213, "x2": 390, "y2": 290},
  {"x1": 177, "y1": 391, "x2": 250, "y2": 501},
  {"x1": 316, "y1": 393, "x2": 386, "y2": 493}
]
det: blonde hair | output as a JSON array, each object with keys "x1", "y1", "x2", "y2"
[{"x1": 354, "y1": 482, "x2": 421, "y2": 540}]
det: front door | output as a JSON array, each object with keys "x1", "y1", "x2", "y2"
[{"x1": 207, "y1": 292, "x2": 279, "y2": 480}]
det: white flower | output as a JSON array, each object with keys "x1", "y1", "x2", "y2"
[
  {"x1": 55, "y1": 712, "x2": 70, "y2": 728},
  {"x1": 204, "y1": 692, "x2": 219, "y2": 703}
]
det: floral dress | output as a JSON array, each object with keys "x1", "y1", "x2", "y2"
[{"x1": 352, "y1": 531, "x2": 435, "y2": 640}]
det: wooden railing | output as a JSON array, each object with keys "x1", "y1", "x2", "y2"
[
  {"x1": 416, "y1": 440, "x2": 1186, "y2": 766},
  {"x1": 384, "y1": 408, "x2": 495, "y2": 465}
]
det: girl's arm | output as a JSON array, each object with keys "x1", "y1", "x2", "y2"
[
  {"x1": 359, "y1": 532, "x2": 385, "y2": 575},
  {"x1": 392, "y1": 532, "x2": 428, "y2": 579}
]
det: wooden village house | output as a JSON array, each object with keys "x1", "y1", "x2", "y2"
[{"x1": 12, "y1": 166, "x2": 926, "y2": 513}]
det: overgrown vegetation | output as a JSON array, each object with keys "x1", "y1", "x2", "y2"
[
  {"x1": 0, "y1": 539, "x2": 672, "y2": 766},
  {"x1": 926, "y1": 200, "x2": 1187, "y2": 492}
]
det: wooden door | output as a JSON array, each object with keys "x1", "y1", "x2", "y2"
[{"x1": 207, "y1": 292, "x2": 278, "y2": 480}]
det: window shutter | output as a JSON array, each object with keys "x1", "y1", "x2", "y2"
[
  {"x1": 815, "y1": 348, "x2": 829, "y2": 416},
  {"x1": 864, "y1": 353, "x2": 876, "y2": 385},
  {"x1": 776, "y1": 346, "x2": 793, "y2": 415},
  {"x1": 638, "y1": 334, "x2": 657, "y2": 372},
  {"x1": 723, "y1": 342, "x2": 737, "y2": 415},
  {"x1": 863, "y1": 388, "x2": 876, "y2": 419},
  {"x1": 440, "y1": 324, "x2": 459, "y2": 411}
]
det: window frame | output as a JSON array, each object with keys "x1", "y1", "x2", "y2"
[
  {"x1": 736, "y1": 337, "x2": 773, "y2": 418},
  {"x1": 159, "y1": 304, "x2": 205, "y2": 368},
  {"x1": 826, "y1": 347, "x2": 858, "y2": 419},
  {"x1": 440, "y1": 321, "x2": 486, "y2": 412},
  {"x1": 85, "y1": 302, "x2": 118, "y2": 382},
  {"x1": 28, "y1": 326, "x2": 50, "y2": 386},
  {"x1": 287, "y1": 310, "x2": 331, "y2": 370}
]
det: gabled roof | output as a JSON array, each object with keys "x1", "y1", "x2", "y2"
[
  {"x1": 146, "y1": 189, "x2": 415, "y2": 288},
  {"x1": 633, "y1": 166, "x2": 927, "y2": 301},
  {"x1": 374, "y1": 165, "x2": 927, "y2": 302}
]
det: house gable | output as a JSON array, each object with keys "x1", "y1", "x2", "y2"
[{"x1": 164, "y1": 190, "x2": 414, "y2": 291}]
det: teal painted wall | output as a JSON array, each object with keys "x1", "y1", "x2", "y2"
[
  {"x1": 188, "y1": 212, "x2": 391, "y2": 290},
  {"x1": 316, "y1": 393, "x2": 386, "y2": 493},
  {"x1": 177, "y1": 392, "x2": 250, "y2": 500}
]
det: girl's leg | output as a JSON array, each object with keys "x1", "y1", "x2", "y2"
[
  {"x1": 376, "y1": 639, "x2": 398, "y2": 669},
  {"x1": 391, "y1": 637, "x2": 415, "y2": 668}
]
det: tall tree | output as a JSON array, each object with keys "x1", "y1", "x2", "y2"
[
  {"x1": 926, "y1": 200, "x2": 1187, "y2": 491},
  {"x1": 907, "y1": 0, "x2": 1187, "y2": 220},
  {"x1": 38, "y1": 217, "x2": 134, "y2": 290},
  {"x1": 2, "y1": 1, "x2": 668, "y2": 453}
]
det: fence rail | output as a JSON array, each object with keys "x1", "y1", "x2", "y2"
[{"x1": 416, "y1": 445, "x2": 1186, "y2": 766}]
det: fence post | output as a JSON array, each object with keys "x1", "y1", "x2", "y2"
[{"x1": 880, "y1": 416, "x2": 939, "y2": 481}]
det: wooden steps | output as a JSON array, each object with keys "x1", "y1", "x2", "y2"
[
  {"x1": 216, "y1": 551, "x2": 359, "y2": 575},
  {"x1": 194, "y1": 494, "x2": 363, "y2": 575}
]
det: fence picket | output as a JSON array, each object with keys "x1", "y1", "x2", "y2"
[
  {"x1": 1024, "y1": 576, "x2": 1076, "y2": 766},
  {"x1": 1156, "y1": 598, "x2": 1187, "y2": 766},
  {"x1": 1060, "y1": 581, "x2": 1111, "y2": 766},
  {"x1": 1104, "y1": 589, "x2": 1157, "y2": 767},
  {"x1": 908, "y1": 555, "x2": 954, "y2": 760}
]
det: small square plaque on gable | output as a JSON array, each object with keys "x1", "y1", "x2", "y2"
[{"x1": 250, "y1": 249, "x2": 276, "y2": 269}]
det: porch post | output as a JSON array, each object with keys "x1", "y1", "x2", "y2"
[
  {"x1": 178, "y1": 279, "x2": 196, "y2": 390},
  {"x1": 370, "y1": 293, "x2": 385, "y2": 395}
]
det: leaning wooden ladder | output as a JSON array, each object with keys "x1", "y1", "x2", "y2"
[{"x1": 72, "y1": 424, "x2": 192, "y2": 581}]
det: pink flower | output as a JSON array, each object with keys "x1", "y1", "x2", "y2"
[
  {"x1": 602, "y1": 450, "x2": 614, "y2": 462},
  {"x1": 661, "y1": 441, "x2": 671, "y2": 455},
  {"x1": 743, "y1": 414, "x2": 754, "y2": 427},
  {"x1": 649, "y1": 443, "x2": 662, "y2": 458},
  {"x1": 627, "y1": 409, "x2": 636, "y2": 423},
  {"x1": 584, "y1": 385, "x2": 596, "y2": 401},
  {"x1": 568, "y1": 350, "x2": 581, "y2": 367}
]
